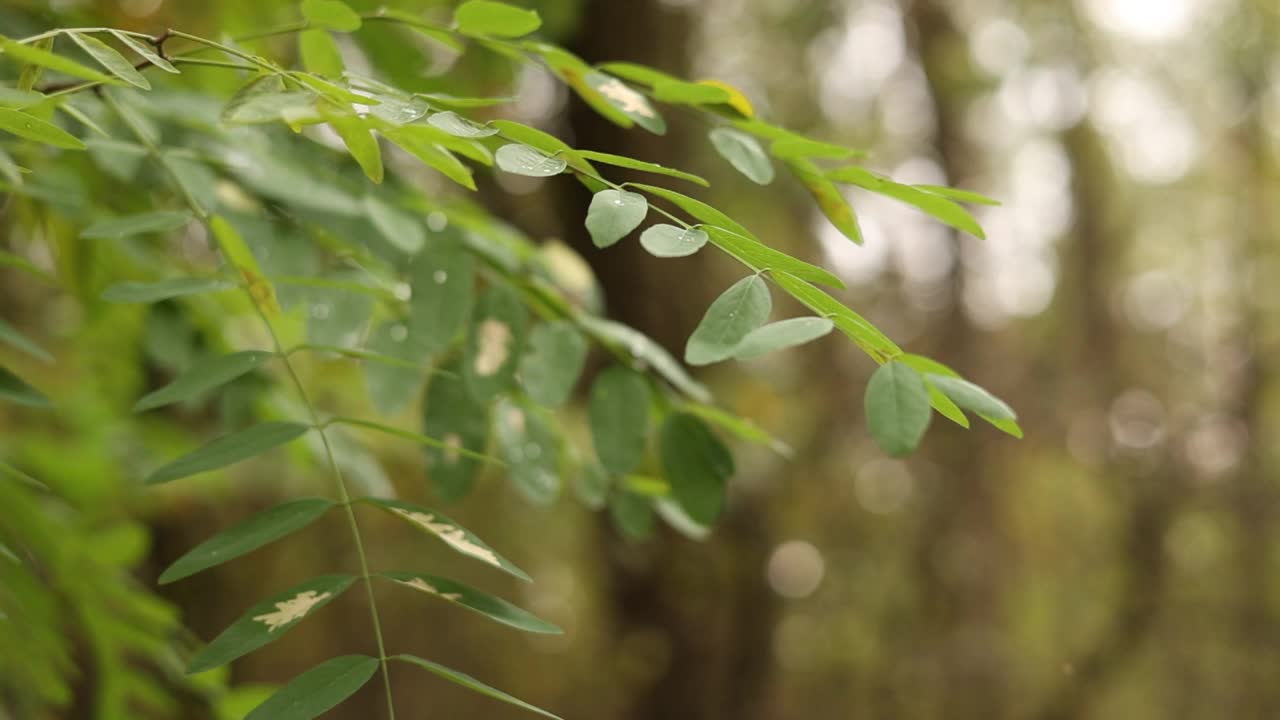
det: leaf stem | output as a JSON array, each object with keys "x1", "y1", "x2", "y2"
[{"x1": 103, "y1": 88, "x2": 398, "y2": 720}]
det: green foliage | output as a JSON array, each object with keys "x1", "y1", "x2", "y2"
[{"x1": 0, "y1": 0, "x2": 1020, "y2": 716}]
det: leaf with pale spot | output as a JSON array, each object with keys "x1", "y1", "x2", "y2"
[
  {"x1": 585, "y1": 189, "x2": 647, "y2": 248},
  {"x1": 381, "y1": 571, "x2": 561, "y2": 634}
]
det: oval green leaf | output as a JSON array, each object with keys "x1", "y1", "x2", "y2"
[
  {"x1": 639, "y1": 223, "x2": 708, "y2": 258},
  {"x1": 409, "y1": 236, "x2": 475, "y2": 355},
  {"x1": 362, "y1": 497, "x2": 531, "y2": 581},
  {"x1": 519, "y1": 321, "x2": 587, "y2": 408},
  {"x1": 244, "y1": 655, "x2": 378, "y2": 720},
  {"x1": 101, "y1": 277, "x2": 234, "y2": 303},
  {"x1": 0, "y1": 107, "x2": 85, "y2": 150},
  {"x1": 393, "y1": 654, "x2": 562, "y2": 719},
  {"x1": 381, "y1": 571, "x2": 561, "y2": 634},
  {"x1": 462, "y1": 283, "x2": 527, "y2": 401},
  {"x1": 421, "y1": 360, "x2": 490, "y2": 500},
  {"x1": 864, "y1": 361, "x2": 931, "y2": 457},
  {"x1": 145, "y1": 421, "x2": 311, "y2": 485},
  {"x1": 454, "y1": 0, "x2": 542, "y2": 38},
  {"x1": 495, "y1": 143, "x2": 566, "y2": 177},
  {"x1": 732, "y1": 316, "x2": 834, "y2": 360},
  {"x1": 585, "y1": 189, "x2": 647, "y2": 248},
  {"x1": 187, "y1": 575, "x2": 354, "y2": 673},
  {"x1": 427, "y1": 110, "x2": 498, "y2": 138},
  {"x1": 924, "y1": 374, "x2": 1017, "y2": 422},
  {"x1": 158, "y1": 498, "x2": 335, "y2": 584},
  {"x1": 493, "y1": 398, "x2": 560, "y2": 505},
  {"x1": 67, "y1": 32, "x2": 149, "y2": 89},
  {"x1": 589, "y1": 365, "x2": 651, "y2": 476},
  {"x1": 708, "y1": 127, "x2": 773, "y2": 185},
  {"x1": 658, "y1": 413, "x2": 733, "y2": 525},
  {"x1": 684, "y1": 274, "x2": 771, "y2": 366},
  {"x1": 134, "y1": 350, "x2": 274, "y2": 412},
  {"x1": 915, "y1": 184, "x2": 1001, "y2": 206}
]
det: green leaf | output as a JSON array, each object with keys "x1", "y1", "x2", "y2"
[
  {"x1": 577, "y1": 316, "x2": 710, "y2": 403},
  {"x1": 244, "y1": 655, "x2": 378, "y2": 720},
  {"x1": 627, "y1": 183, "x2": 756, "y2": 243},
  {"x1": 301, "y1": 0, "x2": 363, "y2": 31},
  {"x1": 362, "y1": 497, "x2": 531, "y2": 581},
  {"x1": 409, "y1": 236, "x2": 475, "y2": 355},
  {"x1": 489, "y1": 120, "x2": 594, "y2": 173},
  {"x1": 495, "y1": 143, "x2": 566, "y2": 177},
  {"x1": 381, "y1": 571, "x2": 561, "y2": 633},
  {"x1": 325, "y1": 110, "x2": 383, "y2": 183},
  {"x1": 0, "y1": 366, "x2": 50, "y2": 408},
  {"x1": 0, "y1": 36, "x2": 119, "y2": 86},
  {"x1": 299, "y1": 29, "x2": 344, "y2": 77},
  {"x1": 925, "y1": 374, "x2": 1018, "y2": 423},
  {"x1": 639, "y1": 224, "x2": 708, "y2": 258},
  {"x1": 596, "y1": 62, "x2": 681, "y2": 87},
  {"x1": 575, "y1": 149, "x2": 708, "y2": 186},
  {"x1": 732, "y1": 317, "x2": 834, "y2": 360},
  {"x1": 653, "y1": 79, "x2": 732, "y2": 105},
  {"x1": 462, "y1": 283, "x2": 527, "y2": 401},
  {"x1": 708, "y1": 128, "x2": 773, "y2": 185},
  {"x1": 915, "y1": 184, "x2": 1001, "y2": 206},
  {"x1": 427, "y1": 110, "x2": 498, "y2": 138},
  {"x1": 362, "y1": 194, "x2": 424, "y2": 254},
  {"x1": 109, "y1": 31, "x2": 178, "y2": 73},
  {"x1": 609, "y1": 490, "x2": 655, "y2": 541},
  {"x1": 333, "y1": 416, "x2": 499, "y2": 465},
  {"x1": 573, "y1": 458, "x2": 610, "y2": 509},
  {"x1": 134, "y1": 351, "x2": 274, "y2": 412},
  {"x1": 681, "y1": 402, "x2": 792, "y2": 457},
  {"x1": 658, "y1": 413, "x2": 733, "y2": 525},
  {"x1": 584, "y1": 71, "x2": 666, "y2": 135},
  {"x1": 864, "y1": 361, "x2": 931, "y2": 456},
  {"x1": 158, "y1": 498, "x2": 334, "y2": 583},
  {"x1": 223, "y1": 88, "x2": 320, "y2": 125},
  {"x1": 211, "y1": 215, "x2": 277, "y2": 313},
  {"x1": 771, "y1": 271, "x2": 899, "y2": 360},
  {"x1": 454, "y1": 1, "x2": 542, "y2": 38},
  {"x1": 392, "y1": 654, "x2": 562, "y2": 719},
  {"x1": 187, "y1": 575, "x2": 355, "y2": 673},
  {"x1": 589, "y1": 365, "x2": 651, "y2": 476},
  {"x1": 893, "y1": 354, "x2": 971, "y2": 428},
  {"x1": 519, "y1": 321, "x2": 587, "y2": 408},
  {"x1": 145, "y1": 421, "x2": 311, "y2": 485},
  {"x1": 769, "y1": 136, "x2": 861, "y2": 160},
  {"x1": 789, "y1": 158, "x2": 861, "y2": 244},
  {"x1": 67, "y1": 32, "x2": 150, "y2": 90},
  {"x1": 685, "y1": 274, "x2": 771, "y2": 366},
  {"x1": 383, "y1": 125, "x2": 476, "y2": 189},
  {"x1": 0, "y1": 107, "x2": 85, "y2": 150},
  {"x1": 585, "y1": 189, "x2": 647, "y2": 248},
  {"x1": 101, "y1": 277, "x2": 234, "y2": 303},
  {"x1": 0, "y1": 317, "x2": 51, "y2": 363},
  {"x1": 827, "y1": 167, "x2": 985, "y2": 239},
  {"x1": 81, "y1": 210, "x2": 192, "y2": 239},
  {"x1": 701, "y1": 225, "x2": 844, "y2": 289},
  {"x1": 493, "y1": 398, "x2": 560, "y2": 505},
  {"x1": 421, "y1": 360, "x2": 490, "y2": 501}
]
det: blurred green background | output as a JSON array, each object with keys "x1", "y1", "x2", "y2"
[{"x1": 3, "y1": 0, "x2": 1280, "y2": 718}]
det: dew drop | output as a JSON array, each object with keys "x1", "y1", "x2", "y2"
[
  {"x1": 434, "y1": 270, "x2": 448, "y2": 284},
  {"x1": 427, "y1": 211, "x2": 448, "y2": 232},
  {"x1": 390, "y1": 324, "x2": 409, "y2": 342},
  {"x1": 393, "y1": 282, "x2": 412, "y2": 301},
  {"x1": 311, "y1": 303, "x2": 331, "y2": 319}
]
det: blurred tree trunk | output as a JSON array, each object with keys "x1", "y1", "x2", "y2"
[{"x1": 563, "y1": 2, "x2": 782, "y2": 719}]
